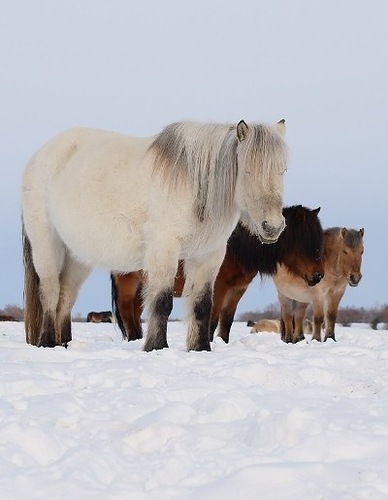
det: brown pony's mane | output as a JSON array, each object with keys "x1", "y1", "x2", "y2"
[
  {"x1": 324, "y1": 227, "x2": 364, "y2": 252},
  {"x1": 227, "y1": 205, "x2": 323, "y2": 276}
]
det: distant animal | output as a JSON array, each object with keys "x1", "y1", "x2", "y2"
[
  {"x1": 22, "y1": 119, "x2": 287, "y2": 350},
  {"x1": 0, "y1": 315, "x2": 16, "y2": 321},
  {"x1": 86, "y1": 311, "x2": 113, "y2": 323},
  {"x1": 249, "y1": 319, "x2": 280, "y2": 333},
  {"x1": 274, "y1": 227, "x2": 364, "y2": 343},
  {"x1": 111, "y1": 205, "x2": 324, "y2": 344},
  {"x1": 247, "y1": 317, "x2": 313, "y2": 334}
]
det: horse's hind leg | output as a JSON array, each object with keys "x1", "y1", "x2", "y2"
[
  {"x1": 216, "y1": 286, "x2": 248, "y2": 343},
  {"x1": 56, "y1": 255, "x2": 91, "y2": 346},
  {"x1": 112, "y1": 273, "x2": 144, "y2": 341},
  {"x1": 23, "y1": 229, "x2": 63, "y2": 347},
  {"x1": 184, "y1": 251, "x2": 225, "y2": 351}
]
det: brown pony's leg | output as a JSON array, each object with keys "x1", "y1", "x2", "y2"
[
  {"x1": 311, "y1": 301, "x2": 324, "y2": 341},
  {"x1": 278, "y1": 293, "x2": 295, "y2": 343},
  {"x1": 292, "y1": 302, "x2": 309, "y2": 343},
  {"x1": 323, "y1": 292, "x2": 343, "y2": 341},
  {"x1": 217, "y1": 286, "x2": 248, "y2": 343},
  {"x1": 209, "y1": 276, "x2": 229, "y2": 342},
  {"x1": 113, "y1": 273, "x2": 144, "y2": 341}
]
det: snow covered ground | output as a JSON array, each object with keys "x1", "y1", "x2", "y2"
[{"x1": 1, "y1": 320, "x2": 388, "y2": 499}]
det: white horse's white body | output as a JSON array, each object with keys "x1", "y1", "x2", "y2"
[{"x1": 22, "y1": 121, "x2": 287, "y2": 351}]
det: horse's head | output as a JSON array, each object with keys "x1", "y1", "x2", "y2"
[
  {"x1": 280, "y1": 205, "x2": 325, "y2": 286},
  {"x1": 235, "y1": 120, "x2": 287, "y2": 244},
  {"x1": 340, "y1": 227, "x2": 365, "y2": 286}
]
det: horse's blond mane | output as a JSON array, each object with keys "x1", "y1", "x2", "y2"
[{"x1": 148, "y1": 121, "x2": 287, "y2": 224}]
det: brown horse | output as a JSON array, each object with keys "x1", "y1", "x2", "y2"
[
  {"x1": 112, "y1": 205, "x2": 324, "y2": 343},
  {"x1": 86, "y1": 311, "x2": 113, "y2": 323},
  {"x1": 274, "y1": 227, "x2": 364, "y2": 343}
]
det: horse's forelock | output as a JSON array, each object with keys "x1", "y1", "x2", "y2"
[
  {"x1": 281, "y1": 205, "x2": 323, "y2": 259},
  {"x1": 343, "y1": 228, "x2": 364, "y2": 249},
  {"x1": 240, "y1": 124, "x2": 288, "y2": 181}
]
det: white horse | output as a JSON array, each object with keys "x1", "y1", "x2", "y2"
[{"x1": 22, "y1": 119, "x2": 288, "y2": 351}]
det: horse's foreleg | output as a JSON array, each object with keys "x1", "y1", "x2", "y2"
[
  {"x1": 184, "y1": 252, "x2": 225, "y2": 351},
  {"x1": 311, "y1": 301, "x2": 324, "y2": 341},
  {"x1": 323, "y1": 293, "x2": 343, "y2": 341},
  {"x1": 143, "y1": 253, "x2": 177, "y2": 352},
  {"x1": 277, "y1": 293, "x2": 294, "y2": 343},
  {"x1": 143, "y1": 287, "x2": 173, "y2": 351},
  {"x1": 187, "y1": 282, "x2": 212, "y2": 351},
  {"x1": 292, "y1": 302, "x2": 308, "y2": 343}
]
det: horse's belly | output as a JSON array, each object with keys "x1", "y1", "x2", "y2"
[{"x1": 46, "y1": 135, "x2": 152, "y2": 271}]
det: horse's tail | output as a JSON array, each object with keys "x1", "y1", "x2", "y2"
[
  {"x1": 22, "y1": 223, "x2": 43, "y2": 344},
  {"x1": 111, "y1": 274, "x2": 128, "y2": 341}
]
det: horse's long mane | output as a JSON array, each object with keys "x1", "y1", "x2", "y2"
[
  {"x1": 227, "y1": 205, "x2": 323, "y2": 276},
  {"x1": 148, "y1": 121, "x2": 286, "y2": 223}
]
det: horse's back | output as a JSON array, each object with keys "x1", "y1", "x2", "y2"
[{"x1": 22, "y1": 128, "x2": 157, "y2": 272}]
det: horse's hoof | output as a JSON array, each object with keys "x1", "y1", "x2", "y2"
[
  {"x1": 37, "y1": 333, "x2": 56, "y2": 348},
  {"x1": 143, "y1": 342, "x2": 169, "y2": 352},
  {"x1": 324, "y1": 336, "x2": 336, "y2": 342}
]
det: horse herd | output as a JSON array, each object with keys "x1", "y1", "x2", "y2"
[{"x1": 21, "y1": 119, "x2": 364, "y2": 350}]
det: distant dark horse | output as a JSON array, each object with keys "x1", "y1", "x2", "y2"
[
  {"x1": 112, "y1": 205, "x2": 324, "y2": 343},
  {"x1": 0, "y1": 315, "x2": 16, "y2": 321},
  {"x1": 86, "y1": 311, "x2": 113, "y2": 323}
]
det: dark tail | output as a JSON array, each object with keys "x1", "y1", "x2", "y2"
[
  {"x1": 22, "y1": 223, "x2": 43, "y2": 345},
  {"x1": 111, "y1": 274, "x2": 129, "y2": 341}
]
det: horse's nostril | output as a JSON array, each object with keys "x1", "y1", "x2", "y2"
[{"x1": 313, "y1": 272, "x2": 324, "y2": 282}]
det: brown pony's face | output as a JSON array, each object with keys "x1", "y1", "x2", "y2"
[
  {"x1": 280, "y1": 206, "x2": 325, "y2": 286},
  {"x1": 341, "y1": 228, "x2": 364, "y2": 286},
  {"x1": 282, "y1": 251, "x2": 324, "y2": 286}
]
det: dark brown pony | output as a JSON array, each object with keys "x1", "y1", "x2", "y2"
[
  {"x1": 274, "y1": 227, "x2": 364, "y2": 343},
  {"x1": 112, "y1": 205, "x2": 324, "y2": 343},
  {"x1": 86, "y1": 311, "x2": 113, "y2": 323}
]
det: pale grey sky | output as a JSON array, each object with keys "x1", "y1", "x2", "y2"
[{"x1": 1, "y1": 0, "x2": 387, "y2": 317}]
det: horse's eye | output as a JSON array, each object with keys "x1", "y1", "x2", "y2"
[{"x1": 343, "y1": 250, "x2": 348, "y2": 255}]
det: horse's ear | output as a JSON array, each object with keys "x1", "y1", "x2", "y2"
[
  {"x1": 341, "y1": 227, "x2": 347, "y2": 239},
  {"x1": 237, "y1": 120, "x2": 249, "y2": 142},
  {"x1": 359, "y1": 228, "x2": 365, "y2": 237},
  {"x1": 275, "y1": 119, "x2": 286, "y2": 136},
  {"x1": 312, "y1": 207, "x2": 321, "y2": 215}
]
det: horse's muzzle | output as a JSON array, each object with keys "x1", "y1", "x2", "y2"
[
  {"x1": 349, "y1": 274, "x2": 362, "y2": 287},
  {"x1": 305, "y1": 272, "x2": 324, "y2": 286},
  {"x1": 259, "y1": 219, "x2": 285, "y2": 244}
]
